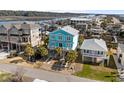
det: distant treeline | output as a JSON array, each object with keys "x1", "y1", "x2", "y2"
[{"x1": 0, "y1": 10, "x2": 82, "y2": 17}]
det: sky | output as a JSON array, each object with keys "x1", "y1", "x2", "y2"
[
  {"x1": 0, "y1": 0, "x2": 124, "y2": 14},
  {"x1": 51, "y1": 10, "x2": 124, "y2": 14}
]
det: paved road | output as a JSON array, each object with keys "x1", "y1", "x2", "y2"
[{"x1": 0, "y1": 63, "x2": 97, "y2": 82}]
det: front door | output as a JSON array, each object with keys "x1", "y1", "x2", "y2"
[{"x1": 59, "y1": 43, "x2": 62, "y2": 47}]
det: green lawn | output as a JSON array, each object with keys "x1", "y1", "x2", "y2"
[
  {"x1": 0, "y1": 72, "x2": 12, "y2": 82},
  {"x1": 74, "y1": 64, "x2": 118, "y2": 82}
]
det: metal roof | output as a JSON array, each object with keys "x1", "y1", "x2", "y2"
[
  {"x1": 80, "y1": 38, "x2": 108, "y2": 51},
  {"x1": 61, "y1": 26, "x2": 79, "y2": 36}
]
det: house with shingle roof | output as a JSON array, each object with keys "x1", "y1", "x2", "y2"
[
  {"x1": 48, "y1": 26, "x2": 79, "y2": 50},
  {"x1": 80, "y1": 38, "x2": 109, "y2": 64}
]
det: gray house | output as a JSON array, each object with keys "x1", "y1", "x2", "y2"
[
  {"x1": 0, "y1": 22, "x2": 41, "y2": 52},
  {"x1": 80, "y1": 39, "x2": 109, "y2": 65}
]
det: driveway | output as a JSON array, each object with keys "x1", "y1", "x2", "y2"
[{"x1": 0, "y1": 63, "x2": 97, "y2": 82}]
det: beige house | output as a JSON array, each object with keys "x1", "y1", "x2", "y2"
[{"x1": 0, "y1": 22, "x2": 41, "y2": 52}]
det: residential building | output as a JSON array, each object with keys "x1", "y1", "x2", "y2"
[
  {"x1": 74, "y1": 23, "x2": 89, "y2": 34},
  {"x1": 0, "y1": 22, "x2": 41, "y2": 51},
  {"x1": 70, "y1": 17, "x2": 92, "y2": 25},
  {"x1": 80, "y1": 39, "x2": 109, "y2": 64},
  {"x1": 48, "y1": 26, "x2": 79, "y2": 50},
  {"x1": 89, "y1": 26, "x2": 106, "y2": 38},
  {"x1": 117, "y1": 44, "x2": 124, "y2": 66}
]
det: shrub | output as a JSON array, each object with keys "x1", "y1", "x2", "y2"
[{"x1": 33, "y1": 62, "x2": 42, "y2": 69}]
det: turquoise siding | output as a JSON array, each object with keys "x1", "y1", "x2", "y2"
[{"x1": 48, "y1": 29, "x2": 78, "y2": 50}]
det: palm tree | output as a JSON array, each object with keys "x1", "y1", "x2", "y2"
[
  {"x1": 55, "y1": 47, "x2": 62, "y2": 58},
  {"x1": 43, "y1": 36, "x2": 49, "y2": 47},
  {"x1": 78, "y1": 34, "x2": 84, "y2": 47},
  {"x1": 37, "y1": 45, "x2": 48, "y2": 60},
  {"x1": 66, "y1": 50, "x2": 78, "y2": 71},
  {"x1": 66, "y1": 50, "x2": 78, "y2": 63},
  {"x1": 24, "y1": 44, "x2": 34, "y2": 61},
  {"x1": 44, "y1": 25, "x2": 49, "y2": 36}
]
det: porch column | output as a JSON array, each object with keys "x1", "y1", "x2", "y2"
[
  {"x1": 82, "y1": 56, "x2": 84, "y2": 63},
  {"x1": 1, "y1": 43, "x2": 3, "y2": 50},
  {"x1": 11, "y1": 43, "x2": 13, "y2": 50},
  {"x1": 18, "y1": 44, "x2": 21, "y2": 52},
  {"x1": 92, "y1": 57, "x2": 94, "y2": 63},
  {"x1": 16, "y1": 44, "x2": 18, "y2": 51},
  {"x1": 8, "y1": 43, "x2": 10, "y2": 51}
]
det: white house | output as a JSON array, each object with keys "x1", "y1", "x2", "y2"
[
  {"x1": 80, "y1": 39, "x2": 109, "y2": 64},
  {"x1": 90, "y1": 26, "x2": 106, "y2": 36},
  {"x1": 117, "y1": 44, "x2": 124, "y2": 66},
  {"x1": 70, "y1": 17, "x2": 92, "y2": 25}
]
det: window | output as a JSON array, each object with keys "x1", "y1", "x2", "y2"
[
  {"x1": 98, "y1": 51, "x2": 100, "y2": 55},
  {"x1": 66, "y1": 43, "x2": 71, "y2": 47},
  {"x1": 87, "y1": 50, "x2": 89, "y2": 53},
  {"x1": 59, "y1": 43, "x2": 62, "y2": 47},
  {"x1": 58, "y1": 35, "x2": 62, "y2": 40},
  {"x1": 25, "y1": 37, "x2": 28, "y2": 42},
  {"x1": 66, "y1": 36, "x2": 71, "y2": 40},
  {"x1": 22, "y1": 37, "x2": 25, "y2": 42},
  {"x1": 22, "y1": 37, "x2": 28, "y2": 42},
  {"x1": 101, "y1": 51, "x2": 103, "y2": 55},
  {"x1": 83, "y1": 49, "x2": 86, "y2": 53},
  {"x1": 119, "y1": 54, "x2": 122, "y2": 57}
]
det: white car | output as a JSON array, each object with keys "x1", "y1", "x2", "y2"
[{"x1": 33, "y1": 79, "x2": 48, "y2": 82}]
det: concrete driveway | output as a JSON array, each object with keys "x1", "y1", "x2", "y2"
[{"x1": 0, "y1": 63, "x2": 97, "y2": 82}]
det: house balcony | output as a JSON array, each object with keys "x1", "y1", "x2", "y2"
[
  {"x1": 82, "y1": 53, "x2": 108, "y2": 59},
  {"x1": 0, "y1": 33, "x2": 7, "y2": 36},
  {"x1": 48, "y1": 45, "x2": 72, "y2": 51}
]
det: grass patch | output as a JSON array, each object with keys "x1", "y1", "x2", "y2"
[
  {"x1": 0, "y1": 72, "x2": 12, "y2": 82},
  {"x1": 74, "y1": 64, "x2": 118, "y2": 82}
]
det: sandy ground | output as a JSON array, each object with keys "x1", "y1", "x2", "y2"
[{"x1": 0, "y1": 57, "x2": 83, "y2": 75}]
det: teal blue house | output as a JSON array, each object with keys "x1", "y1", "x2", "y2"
[{"x1": 48, "y1": 26, "x2": 79, "y2": 50}]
